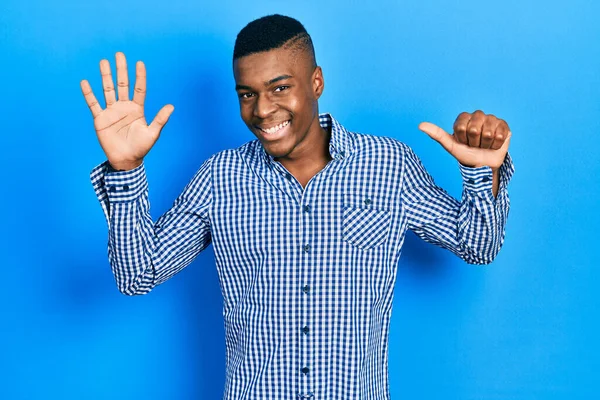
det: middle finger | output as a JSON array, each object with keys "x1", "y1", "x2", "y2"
[{"x1": 116, "y1": 52, "x2": 129, "y2": 101}]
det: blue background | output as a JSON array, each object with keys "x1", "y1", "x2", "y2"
[{"x1": 1, "y1": 0, "x2": 598, "y2": 399}]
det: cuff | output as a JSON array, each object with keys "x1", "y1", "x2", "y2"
[
  {"x1": 90, "y1": 161, "x2": 148, "y2": 203},
  {"x1": 497, "y1": 152, "x2": 515, "y2": 193},
  {"x1": 458, "y1": 152, "x2": 515, "y2": 194},
  {"x1": 459, "y1": 164, "x2": 494, "y2": 193}
]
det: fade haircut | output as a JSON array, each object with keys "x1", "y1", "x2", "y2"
[{"x1": 233, "y1": 14, "x2": 316, "y2": 67}]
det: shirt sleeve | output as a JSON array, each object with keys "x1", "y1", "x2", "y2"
[
  {"x1": 400, "y1": 146, "x2": 514, "y2": 264},
  {"x1": 90, "y1": 157, "x2": 214, "y2": 295}
]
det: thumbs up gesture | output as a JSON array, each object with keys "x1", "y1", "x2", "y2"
[{"x1": 419, "y1": 110, "x2": 511, "y2": 170}]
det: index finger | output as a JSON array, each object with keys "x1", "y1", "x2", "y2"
[
  {"x1": 80, "y1": 80, "x2": 102, "y2": 118},
  {"x1": 453, "y1": 112, "x2": 471, "y2": 145}
]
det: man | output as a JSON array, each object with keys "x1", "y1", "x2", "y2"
[{"x1": 81, "y1": 14, "x2": 513, "y2": 400}]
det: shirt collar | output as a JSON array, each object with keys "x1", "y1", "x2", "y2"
[{"x1": 260, "y1": 113, "x2": 353, "y2": 164}]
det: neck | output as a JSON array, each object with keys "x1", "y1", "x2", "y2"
[{"x1": 276, "y1": 123, "x2": 332, "y2": 176}]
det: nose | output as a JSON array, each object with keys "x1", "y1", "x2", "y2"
[{"x1": 253, "y1": 93, "x2": 277, "y2": 119}]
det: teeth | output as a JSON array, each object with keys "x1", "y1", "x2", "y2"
[{"x1": 262, "y1": 120, "x2": 289, "y2": 134}]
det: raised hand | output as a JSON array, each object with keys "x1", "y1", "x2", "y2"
[
  {"x1": 81, "y1": 52, "x2": 174, "y2": 171},
  {"x1": 418, "y1": 110, "x2": 511, "y2": 170}
]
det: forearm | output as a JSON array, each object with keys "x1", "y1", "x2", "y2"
[
  {"x1": 90, "y1": 157, "x2": 214, "y2": 295},
  {"x1": 492, "y1": 168, "x2": 500, "y2": 198},
  {"x1": 403, "y1": 149, "x2": 514, "y2": 264},
  {"x1": 92, "y1": 162, "x2": 158, "y2": 295},
  {"x1": 454, "y1": 155, "x2": 513, "y2": 263},
  {"x1": 456, "y1": 172, "x2": 509, "y2": 264},
  {"x1": 406, "y1": 186, "x2": 508, "y2": 265}
]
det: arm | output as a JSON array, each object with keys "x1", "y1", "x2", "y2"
[
  {"x1": 401, "y1": 147, "x2": 514, "y2": 264},
  {"x1": 90, "y1": 157, "x2": 213, "y2": 295},
  {"x1": 81, "y1": 52, "x2": 197, "y2": 294}
]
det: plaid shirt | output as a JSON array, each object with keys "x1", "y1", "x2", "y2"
[{"x1": 90, "y1": 113, "x2": 514, "y2": 400}]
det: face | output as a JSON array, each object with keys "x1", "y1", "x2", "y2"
[{"x1": 233, "y1": 46, "x2": 325, "y2": 161}]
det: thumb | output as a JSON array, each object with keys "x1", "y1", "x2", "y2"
[
  {"x1": 149, "y1": 104, "x2": 175, "y2": 137},
  {"x1": 418, "y1": 122, "x2": 455, "y2": 154}
]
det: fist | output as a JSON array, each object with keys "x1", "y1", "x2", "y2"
[{"x1": 453, "y1": 110, "x2": 510, "y2": 150}]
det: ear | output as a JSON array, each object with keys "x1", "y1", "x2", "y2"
[{"x1": 312, "y1": 66, "x2": 324, "y2": 99}]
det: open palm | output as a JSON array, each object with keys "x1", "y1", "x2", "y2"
[{"x1": 81, "y1": 52, "x2": 174, "y2": 171}]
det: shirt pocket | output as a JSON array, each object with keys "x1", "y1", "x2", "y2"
[{"x1": 342, "y1": 192, "x2": 392, "y2": 250}]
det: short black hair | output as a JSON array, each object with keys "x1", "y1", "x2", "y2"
[{"x1": 233, "y1": 14, "x2": 316, "y2": 66}]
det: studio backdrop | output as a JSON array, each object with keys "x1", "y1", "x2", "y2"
[{"x1": 0, "y1": 0, "x2": 598, "y2": 399}]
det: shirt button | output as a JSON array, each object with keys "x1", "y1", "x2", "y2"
[
  {"x1": 302, "y1": 326, "x2": 309, "y2": 335},
  {"x1": 285, "y1": 173, "x2": 293, "y2": 181},
  {"x1": 303, "y1": 244, "x2": 311, "y2": 253},
  {"x1": 109, "y1": 186, "x2": 116, "y2": 192},
  {"x1": 122, "y1": 185, "x2": 129, "y2": 191},
  {"x1": 482, "y1": 176, "x2": 491, "y2": 182},
  {"x1": 466, "y1": 178, "x2": 475, "y2": 184},
  {"x1": 364, "y1": 198, "x2": 372, "y2": 205},
  {"x1": 303, "y1": 205, "x2": 311, "y2": 213},
  {"x1": 302, "y1": 285, "x2": 310, "y2": 293},
  {"x1": 301, "y1": 367, "x2": 310, "y2": 374}
]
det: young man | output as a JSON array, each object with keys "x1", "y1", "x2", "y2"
[{"x1": 81, "y1": 14, "x2": 513, "y2": 400}]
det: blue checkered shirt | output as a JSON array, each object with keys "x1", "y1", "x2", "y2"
[{"x1": 90, "y1": 113, "x2": 514, "y2": 400}]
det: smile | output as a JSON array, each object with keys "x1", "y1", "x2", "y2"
[{"x1": 258, "y1": 120, "x2": 290, "y2": 135}]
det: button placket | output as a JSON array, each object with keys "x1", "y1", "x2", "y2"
[{"x1": 299, "y1": 197, "x2": 313, "y2": 395}]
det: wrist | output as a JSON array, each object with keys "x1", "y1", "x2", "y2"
[{"x1": 107, "y1": 160, "x2": 143, "y2": 172}]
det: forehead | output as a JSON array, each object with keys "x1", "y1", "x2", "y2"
[{"x1": 233, "y1": 47, "x2": 309, "y2": 84}]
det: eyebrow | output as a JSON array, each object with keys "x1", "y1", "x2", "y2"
[{"x1": 235, "y1": 74, "x2": 293, "y2": 91}]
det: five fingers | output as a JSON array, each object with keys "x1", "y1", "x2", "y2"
[
  {"x1": 81, "y1": 52, "x2": 149, "y2": 117},
  {"x1": 453, "y1": 110, "x2": 509, "y2": 150}
]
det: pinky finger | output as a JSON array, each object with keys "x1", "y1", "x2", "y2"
[
  {"x1": 149, "y1": 104, "x2": 175, "y2": 137},
  {"x1": 490, "y1": 124, "x2": 509, "y2": 150},
  {"x1": 80, "y1": 80, "x2": 102, "y2": 118}
]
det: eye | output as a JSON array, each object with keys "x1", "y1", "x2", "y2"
[
  {"x1": 238, "y1": 92, "x2": 254, "y2": 99},
  {"x1": 274, "y1": 85, "x2": 290, "y2": 92}
]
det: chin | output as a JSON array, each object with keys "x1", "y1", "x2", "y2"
[
  {"x1": 261, "y1": 137, "x2": 297, "y2": 158},
  {"x1": 264, "y1": 146, "x2": 290, "y2": 159}
]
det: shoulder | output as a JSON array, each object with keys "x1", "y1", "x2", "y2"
[
  {"x1": 350, "y1": 130, "x2": 414, "y2": 160},
  {"x1": 200, "y1": 140, "x2": 263, "y2": 175},
  {"x1": 204, "y1": 140, "x2": 257, "y2": 162}
]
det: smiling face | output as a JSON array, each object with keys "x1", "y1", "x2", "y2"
[{"x1": 233, "y1": 45, "x2": 325, "y2": 162}]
